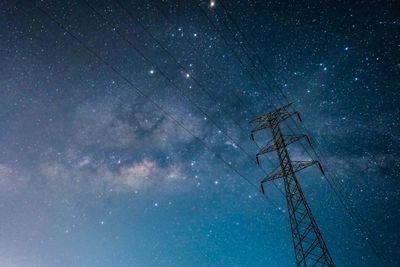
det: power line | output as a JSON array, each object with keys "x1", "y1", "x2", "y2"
[
  {"x1": 217, "y1": 0, "x2": 290, "y2": 104},
  {"x1": 80, "y1": 0, "x2": 261, "y2": 171},
  {"x1": 191, "y1": 0, "x2": 278, "y2": 106},
  {"x1": 83, "y1": 0, "x2": 285, "y2": 196},
  {"x1": 153, "y1": 2, "x2": 253, "y2": 115},
  {"x1": 190, "y1": 0, "x2": 317, "y2": 196},
  {"x1": 114, "y1": 0, "x2": 250, "y2": 136},
  {"x1": 192, "y1": 0, "x2": 309, "y2": 149},
  {"x1": 144, "y1": 0, "x2": 287, "y2": 195},
  {"x1": 24, "y1": 0, "x2": 283, "y2": 212},
  {"x1": 211, "y1": 1, "x2": 388, "y2": 264}
]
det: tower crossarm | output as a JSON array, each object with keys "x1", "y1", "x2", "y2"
[
  {"x1": 260, "y1": 160, "x2": 323, "y2": 185},
  {"x1": 250, "y1": 103, "x2": 302, "y2": 127},
  {"x1": 256, "y1": 134, "x2": 311, "y2": 163},
  {"x1": 250, "y1": 105, "x2": 302, "y2": 141},
  {"x1": 249, "y1": 102, "x2": 294, "y2": 123}
]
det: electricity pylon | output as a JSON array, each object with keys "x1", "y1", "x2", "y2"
[{"x1": 250, "y1": 103, "x2": 335, "y2": 267}]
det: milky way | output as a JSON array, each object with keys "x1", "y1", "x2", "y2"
[{"x1": 0, "y1": 0, "x2": 399, "y2": 266}]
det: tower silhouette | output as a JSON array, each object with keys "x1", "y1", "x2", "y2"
[{"x1": 250, "y1": 103, "x2": 335, "y2": 267}]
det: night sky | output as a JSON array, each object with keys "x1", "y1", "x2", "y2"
[{"x1": 0, "y1": 0, "x2": 399, "y2": 266}]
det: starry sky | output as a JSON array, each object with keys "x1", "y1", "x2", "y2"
[{"x1": 0, "y1": 0, "x2": 399, "y2": 266}]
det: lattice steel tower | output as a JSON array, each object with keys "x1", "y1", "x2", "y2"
[{"x1": 250, "y1": 103, "x2": 335, "y2": 267}]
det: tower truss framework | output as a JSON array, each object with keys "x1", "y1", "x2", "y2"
[{"x1": 250, "y1": 103, "x2": 335, "y2": 267}]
